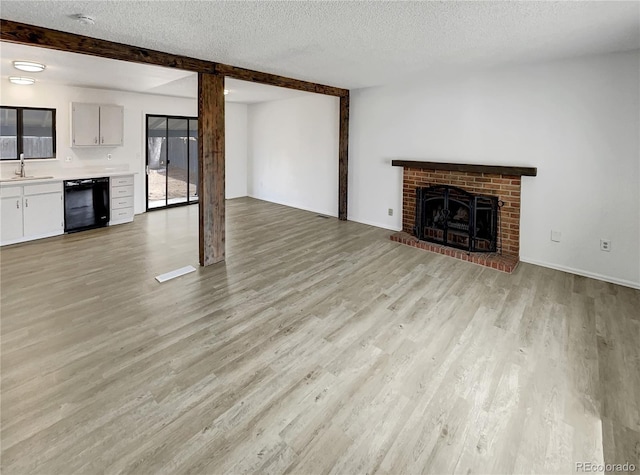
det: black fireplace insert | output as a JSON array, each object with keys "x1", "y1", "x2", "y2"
[{"x1": 415, "y1": 185, "x2": 498, "y2": 253}]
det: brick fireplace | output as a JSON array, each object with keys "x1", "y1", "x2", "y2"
[{"x1": 390, "y1": 161, "x2": 536, "y2": 273}]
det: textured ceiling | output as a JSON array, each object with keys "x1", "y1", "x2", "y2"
[{"x1": 1, "y1": 1, "x2": 639, "y2": 89}]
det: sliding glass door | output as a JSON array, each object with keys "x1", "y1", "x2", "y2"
[{"x1": 146, "y1": 114, "x2": 198, "y2": 210}]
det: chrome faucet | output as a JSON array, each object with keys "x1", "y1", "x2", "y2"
[{"x1": 16, "y1": 153, "x2": 26, "y2": 177}]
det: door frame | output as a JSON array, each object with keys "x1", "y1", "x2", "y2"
[{"x1": 145, "y1": 113, "x2": 199, "y2": 212}]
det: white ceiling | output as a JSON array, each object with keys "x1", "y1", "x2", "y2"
[
  {"x1": 0, "y1": 42, "x2": 312, "y2": 103},
  {"x1": 0, "y1": 1, "x2": 638, "y2": 90}
]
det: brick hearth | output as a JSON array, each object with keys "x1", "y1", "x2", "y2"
[
  {"x1": 391, "y1": 162, "x2": 536, "y2": 273},
  {"x1": 390, "y1": 231, "x2": 519, "y2": 273}
]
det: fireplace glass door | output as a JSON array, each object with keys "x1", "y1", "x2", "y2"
[{"x1": 416, "y1": 185, "x2": 498, "y2": 253}]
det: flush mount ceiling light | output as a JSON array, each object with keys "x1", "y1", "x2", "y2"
[
  {"x1": 73, "y1": 14, "x2": 96, "y2": 25},
  {"x1": 9, "y1": 76, "x2": 35, "y2": 85},
  {"x1": 13, "y1": 61, "x2": 46, "y2": 73}
]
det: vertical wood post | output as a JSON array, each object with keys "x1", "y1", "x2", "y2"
[
  {"x1": 198, "y1": 73, "x2": 225, "y2": 266},
  {"x1": 338, "y1": 93, "x2": 349, "y2": 220}
]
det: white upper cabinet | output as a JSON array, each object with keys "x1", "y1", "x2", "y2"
[
  {"x1": 99, "y1": 105, "x2": 124, "y2": 146},
  {"x1": 71, "y1": 103, "x2": 123, "y2": 147}
]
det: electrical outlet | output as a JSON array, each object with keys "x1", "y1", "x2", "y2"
[
  {"x1": 65, "y1": 156, "x2": 72, "y2": 162},
  {"x1": 600, "y1": 239, "x2": 611, "y2": 252},
  {"x1": 551, "y1": 230, "x2": 561, "y2": 242},
  {"x1": 388, "y1": 208, "x2": 393, "y2": 216},
  {"x1": 107, "y1": 154, "x2": 112, "y2": 160}
]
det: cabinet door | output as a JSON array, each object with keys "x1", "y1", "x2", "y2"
[
  {"x1": 99, "y1": 105, "x2": 124, "y2": 146},
  {"x1": 72, "y1": 103, "x2": 100, "y2": 146},
  {"x1": 23, "y1": 192, "x2": 64, "y2": 238},
  {"x1": 0, "y1": 196, "x2": 24, "y2": 243}
]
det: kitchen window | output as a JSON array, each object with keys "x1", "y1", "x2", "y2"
[{"x1": 0, "y1": 106, "x2": 56, "y2": 160}]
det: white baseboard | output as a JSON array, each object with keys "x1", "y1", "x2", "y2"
[
  {"x1": 1, "y1": 230, "x2": 63, "y2": 247},
  {"x1": 519, "y1": 257, "x2": 640, "y2": 290},
  {"x1": 347, "y1": 216, "x2": 401, "y2": 232},
  {"x1": 247, "y1": 195, "x2": 338, "y2": 218}
]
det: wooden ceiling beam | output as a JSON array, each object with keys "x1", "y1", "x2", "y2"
[
  {"x1": 0, "y1": 19, "x2": 348, "y2": 97},
  {"x1": 0, "y1": 19, "x2": 214, "y2": 72},
  {"x1": 215, "y1": 64, "x2": 348, "y2": 97}
]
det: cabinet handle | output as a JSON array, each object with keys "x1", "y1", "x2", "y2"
[
  {"x1": 94, "y1": 137, "x2": 98, "y2": 144},
  {"x1": 25, "y1": 199, "x2": 28, "y2": 208},
  {"x1": 101, "y1": 137, "x2": 104, "y2": 144},
  {"x1": 16, "y1": 199, "x2": 20, "y2": 209}
]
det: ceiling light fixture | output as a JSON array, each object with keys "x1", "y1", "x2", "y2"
[
  {"x1": 9, "y1": 76, "x2": 35, "y2": 85},
  {"x1": 224, "y1": 89, "x2": 229, "y2": 95},
  {"x1": 13, "y1": 61, "x2": 46, "y2": 73},
  {"x1": 73, "y1": 14, "x2": 96, "y2": 25}
]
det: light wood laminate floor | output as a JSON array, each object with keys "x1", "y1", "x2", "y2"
[{"x1": 1, "y1": 198, "x2": 639, "y2": 474}]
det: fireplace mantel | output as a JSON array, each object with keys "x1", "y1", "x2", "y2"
[{"x1": 391, "y1": 160, "x2": 537, "y2": 177}]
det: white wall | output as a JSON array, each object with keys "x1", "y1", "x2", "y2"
[
  {"x1": 0, "y1": 83, "x2": 248, "y2": 212},
  {"x1": 225, "y1": 103, "x2": 248, "y2": 199},
  {"x1": 350, "y1": 50, "x2": 640, "y2": 288},
  {"x1": 247, "y1": 94, "x2": 339, "y2": 216}
]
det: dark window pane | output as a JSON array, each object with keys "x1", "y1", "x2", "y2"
[
  {"x1": 147, "y1": 117, "x2": 167, "y2": 208},
  {"x1": 0, "y1": 107, "x2": 56, "y2": 160},
  {"x1": 22, "y1": 109, "x2": 54, "y2": 158},
  {"x1": 0, "y1": 107, "x2": 17, "y2": 160},
  {"x1": 167, "y1": 118, "x2": 188, "y2": 205},
  {"x1": 189, "y1": 119, "x2": 198, "y2": 200}
]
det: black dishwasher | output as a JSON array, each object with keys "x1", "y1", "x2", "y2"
[{"x1": 64, "y1": 178, "x2": 110, "y2": 232}]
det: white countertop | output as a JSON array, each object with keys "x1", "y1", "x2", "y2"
[{"x1": 0, "y1": 171, "x2": 136, "y2": 185}]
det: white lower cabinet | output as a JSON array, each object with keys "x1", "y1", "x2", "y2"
[
  {"x1": 1, "y1": 188, "x2": 24, "y2": 243},
  {"x1": 110, "y1": 175, "x2": 135, "y2": 225},
  {"x1": 0, "y1": 182, "x2": 64, "y2": 246},
  {"x1": 23, "y1": 191, "x2": 65, "y2": 237}
]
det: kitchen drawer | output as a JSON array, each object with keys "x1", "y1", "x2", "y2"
[
  {"x1": 111, "y1": 195, "x2": 134, "y2": 210},
  {"x1": 24, "y1": 182, "x2": 63, "y2": 196},
  {"x1": 0, "y1": 186, "x2": 22, "y2": 198},
  {"x1": 111, "y1": 175, "x2": 134, "y2": 187},
  {"x1": 111, "y1": 185, "x2": 133, "y2": 198},
  {"x1": 110, "y1": 207, "x2": 134, "y2": 222}
]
